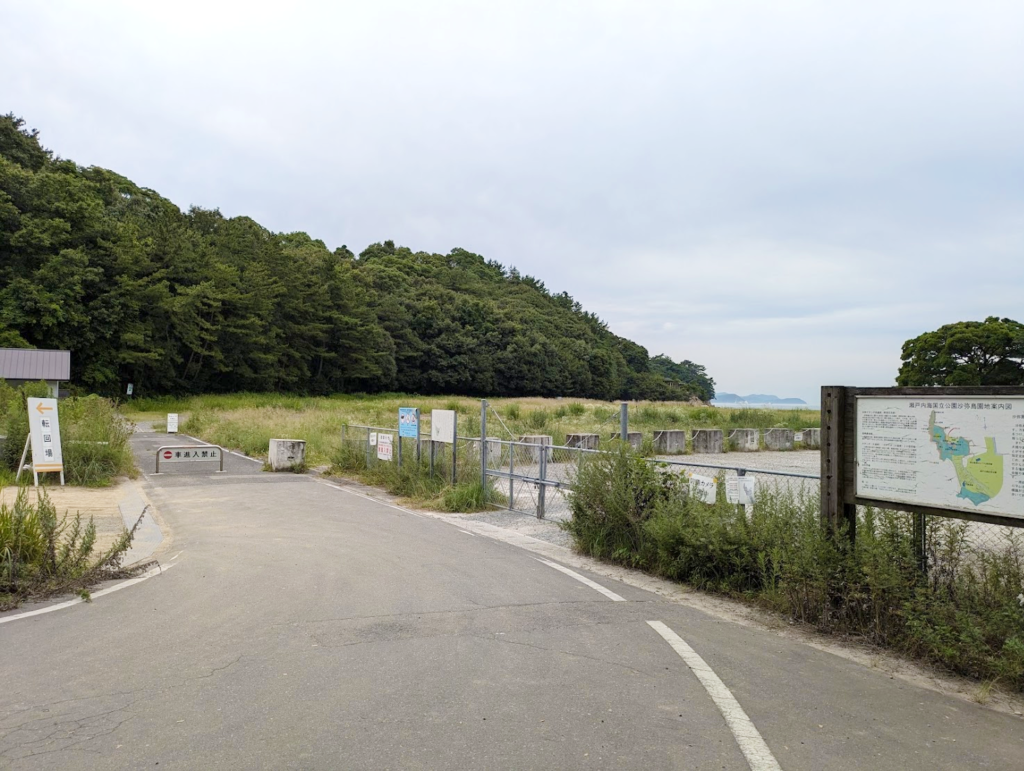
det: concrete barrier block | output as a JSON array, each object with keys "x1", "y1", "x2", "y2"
[
  {"x1": 653, "y1": 430, "x2": 687, "y2": 454},
  {"x1": 565, "y1": 433, "x2": 600, "y2": 450},
  {"x1": 691, "y1": 429, "x2": 724, "y2": 454},
  {"x1": 729, "y1": 429, "x2": 759, "y2": 452},
  {"x1": 269, "y1": 438, "x2": 306, "y2": 471},
  {"x1": 801, "y1": 428, "x2": 821, "y2": 449},
  {"x1": 608, "y1": 432, "x2": 643, "y2": 449},
  {"x1": 763, "y1": 429, "x2": 794, "y2": 451},
  {"x1": 518, "y1": 435, "x2": 553, "y2": 461}
]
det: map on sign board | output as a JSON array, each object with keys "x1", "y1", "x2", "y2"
[
  {"x1": 399, "y1": 407, "x2": 419, "y2": 438},
  {"x1": 27, "y1": 397, "x2": 63, "y2": 479},
  {"x1": 431, "y1": 410, "x2": 456, "y2": 444},
  {"x1": 855, "y1": 397, "x2": 1024, "y2": 519},
  {"x1": 377, "y1": 434, "x2": 393, "y2": 461}
]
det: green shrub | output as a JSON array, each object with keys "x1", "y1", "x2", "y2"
[
  {"x1": 527, "y1": 409, "x2": 549, "y2": 430},
  {"x1": 0, "y1": 487, "x2": 143, "y2": 610},
  {"x1": 564, "y1": 449, "x2": 1024, "y2": 689}
]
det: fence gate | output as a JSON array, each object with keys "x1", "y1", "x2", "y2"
[{"x1": 484, "y1": 439, "x2": 579, "y2": 520}]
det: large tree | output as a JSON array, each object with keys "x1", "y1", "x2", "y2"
[{"x1": 896, "y1": 317, "x2": 1024, "y2": 386}]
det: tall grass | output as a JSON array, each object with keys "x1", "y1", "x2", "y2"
[
  {"x1": 0, "y1": 487, "x2": 144, "y2": 609},
  {"x1": 1, "y1": 385, "x2": 136, "y2": 486},
  {"x1": 565, "y1": 446, "x2": 1024, "y2": 688},
  {"x1": 125, "y1": 393, "x2": 820, "y2": 471}
]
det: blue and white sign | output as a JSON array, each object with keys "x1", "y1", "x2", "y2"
[{"x1": 399, "y1": 407, "x2": 419, "y2": 438}]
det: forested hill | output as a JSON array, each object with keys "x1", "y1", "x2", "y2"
[{"x1": 0, "y1": 114, "x2": 715, "y2": 401}]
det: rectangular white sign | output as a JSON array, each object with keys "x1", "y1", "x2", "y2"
[
  {"x1": 856, "y1": 396, "x2": 1024, "y2": 519},
  {"x1": 377, "y1": 433, "x2": 393, "y2": 461},
  {"x1": 431, "y1": 410, "x2": 456, "y2": 444},
  {"x1": 725, "y1": 476, "x2": 757, "y2": 505},
  {"x1": 160, "y1": 446, "x2": 221, "y2": 463},
  {"x1": 369, "y1": 432, "x2": 377, "y2": 446},
  {"x1": 167, "y1": 413, "x2": 179, "y2": 433},
  {"x1": 689, "y1": 474, "x2": 717, "y2": 505},
  {"x1": 27, "y1": 397, "x2": 63, "y2": 474}
]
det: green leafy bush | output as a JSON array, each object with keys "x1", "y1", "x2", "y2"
[
  {"x1": 0, "y1": 488, "x2": 143, "y2": 610},
  {"x1": 566, "y1": 448, "x2": 1024, "y2": 689}
]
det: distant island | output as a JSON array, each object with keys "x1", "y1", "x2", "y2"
[{"x1": 713, "y1": 393, "x2": 808, "y2": 405}]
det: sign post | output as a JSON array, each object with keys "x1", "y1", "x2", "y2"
[
  {"x1": 22, "y1": 397, "x2": 64, "y2": 486},
  {"x1": 432, "y1": 409, "x2": 457, "y2": 485},
  {"x1": 167, "y1": 413, "x2": 179, "y2": 433}
]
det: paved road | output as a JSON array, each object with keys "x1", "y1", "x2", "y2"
[{"x1": 1, "y1": 432, "x2": 1022, "y2": 769}]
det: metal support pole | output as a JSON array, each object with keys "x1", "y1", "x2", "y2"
[
  {"x1": 430, "y1": 440, "x2": 435, "y2": 479},
  {"x1": 365, "y1": 427, "x2": 371, "y2": 469},
  {"x1": 620, "y1": 402, "x2": 628, "y2": 442},
  {"x1": 913, "y1": 512, "x2": 927, "y2": 576},
  {"x1": 480, "y1": 400, "x2": 488, "y2": 502},
  {"x1": 397, "y1": 422, "x2": 403, "y2": 469},
  {"x1": 451, "y1": 414, "x2": 458, "y2": 487},
  {"x1": 415, "y1": 409, "x2": 421, "y2": 464},
  {"x1": 537, "y1": 444, "x2": 547, "y2": 519},
  {"x1": 508, "y1": 442, "x2": 515, "y2": 510}
]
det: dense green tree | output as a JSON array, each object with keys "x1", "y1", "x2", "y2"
[
  {"x1": 0, "y1": 114, "x2": 715, "y2": 401},
  {"x1": 897, "y1": 317, "x2": 1024, "y2": 386}
]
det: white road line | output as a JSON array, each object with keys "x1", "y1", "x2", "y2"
[
  {"x1": 535, "y1": 558, "x2": 626, "y2": 601},
  {"x1": 457, "y1": 529, "x2": 477, "y2": 537},
  {"x1": 0, "y1": 562, "x2": 179, "y2": 626},
  {"x1": 180, "y1": 435, "x2": 262, "y2": 463},
  {"x1": 647, "y1": 620, "x2": 782, "y2": 771},
  {"x1": 319, "y1": 481, "x2": 425, "y2": 517}
]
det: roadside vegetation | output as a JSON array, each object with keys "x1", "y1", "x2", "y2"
[
  {"x1": 0, "y1": 487, "x2": 144, "y2": 610},
  {"x1": 125, "y1": 392, "x2": 818, "y2": 469},
  {"x1": 0, "y1": 382, "x2": 136, "y2": 487},
  {"x1": 565, "y1": 447, "x2": 1024, "y2": 690}
]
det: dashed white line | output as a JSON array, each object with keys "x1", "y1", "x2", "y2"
[
  {"x1": 0, "y1": 562, "x2": 179, "y2": 625},
  {"x1": 647, "y1": 620, "x2": 782, "y2": 771},
  {"x1": 535, "y1": 558, "x2": 626, "y2": 601}
]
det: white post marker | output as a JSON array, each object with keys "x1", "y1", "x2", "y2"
[
  {"x1": 25, "y1": 397, "x2": 64, "y2": 486},
  {"x1": 167, "y1": 413, "x2": 179, "y2": 433}
]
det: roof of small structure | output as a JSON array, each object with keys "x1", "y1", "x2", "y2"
[{"x1": 0, "y1": 348, "x2": 71, "y2": 381}]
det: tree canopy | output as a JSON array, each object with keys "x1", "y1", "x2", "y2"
[
  {"x1": 0, "y1": 114, "x2": 713, "y2": 401},
  {"x1": 897, "y1": 317, "x2": 1024, "y2": 386}
]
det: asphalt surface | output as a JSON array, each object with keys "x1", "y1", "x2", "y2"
[{"x1": 1, "y1": 432, "x2": 1023, "y2": 769}]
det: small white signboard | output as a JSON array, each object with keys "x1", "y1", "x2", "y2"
[
  {"x1": 26, "y1": 397, "x2": 64, "y2": 485},
  {"x1": 726, "y1": 476, "x2": 757, "y2": 505},
  {"x1": 689, "y1": 474, "x2": 717, "y2": 505},
  {"x1": 794, "y1": 431, "x2": 804, "y2": 443},
  {"x1": 167, "y1": 413, "x2": 179, "y2": 433},
  {"x1": 377, "y1": 434, "x2": 393, "y2": 461},
  {"x1": 431, "y1": 409, "x2": 457, "y2": 444},
  {"x1": 369, "y1": 432, "x2": 378, "y2": 446},
  {"x1": 160, "y1": 446, "x2": 221, "y2": 463}
]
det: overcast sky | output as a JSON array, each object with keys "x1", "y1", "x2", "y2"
[{"x1": 3, "y1": 1, "x2": 1022, "y2": 403}]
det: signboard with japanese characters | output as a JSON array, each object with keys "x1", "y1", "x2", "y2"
[
  {"x1": 377, "y1": 434, "x2": 393, "y2": 461},
  {"x1": 399, "y1": 407, "x2": 419, "y2": 439},
  {"x1": 27, "y1": 397, "x2": 63, "y2": 483},
  {"x1": 855, "y1": 396, "x2": 1024, "y2": 520},
  {"x1": 688, "y1": 474, "x2": 717, "y2": 505},
  {"x1": 159, "y1": 446, "x2": 221, "y2": 463}
]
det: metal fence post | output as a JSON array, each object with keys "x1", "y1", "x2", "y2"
[
  {"x1": 415, "y1": 409, "x2": 421, "y2": 464},
  {"x1": 508, "y1": 442, "x2": 514, "y2": 511},
  {"x1": 620, "y1": 402, "x2": 628, "y2": 442},
  {"x1": 537, "y1": 445, "x2": 547, "y2": 519},
  {"x1": 451, "y1": 413, "x2": 458, "y2": 487},
  {"x1": 429, "y1": 440, "x2": 435, "y2": 479},
  {"x1": 480, "y1": 400, "x2": 488, "y2": 503},
  {"x1": 365, "y1": 427, "x2": 371, "y2": 469}
]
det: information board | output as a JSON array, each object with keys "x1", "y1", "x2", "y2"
[
  {"x1": 725, "y1": 476, "x2": 756, "y2": 505},
  {"x1": 689, "y1": 474, "x2": 717, "y2": 505},
  {"x1": 399, "y1": 407, "x2": 419, "y2": 438},
  {"x1": 377, "y1": 434, "x2": 393, "y2": 461},
  {"x1": 856, "y1": 396, "x2": 1024, "y2": 520},
  {"x1": 27, "y1": 397, "x2": 63, "y2": 481},
  {"x1": 167, "y1": 413, "x2": 179, "y2": 433},
  {"x1": 431, "y1": 410, "x2": 456, "y2": 444}
]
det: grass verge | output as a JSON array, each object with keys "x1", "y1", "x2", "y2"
[{"x1": 564, "y1": 446, "x2": 1024, "y2": 690}]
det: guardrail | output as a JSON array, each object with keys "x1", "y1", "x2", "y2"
[{"x1": 155, "y1": 444, "x2": 226, "y2": 473}]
